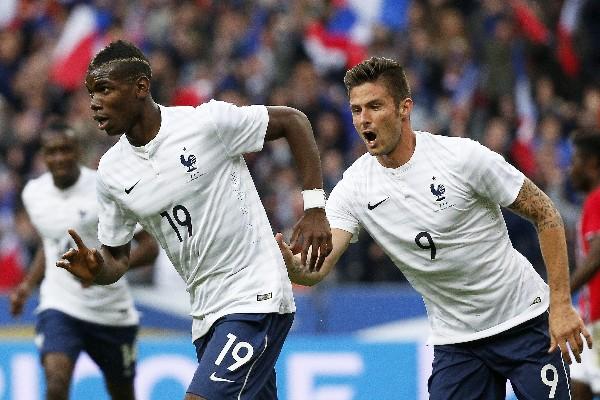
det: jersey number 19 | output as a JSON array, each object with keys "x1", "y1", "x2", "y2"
[{"x1": 160, "y1": 204, "x2": 193, "y2": 242}]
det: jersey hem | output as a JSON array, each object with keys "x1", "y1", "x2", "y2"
[
  {"x1": 36, "y1": 303, "x2": 139, "y2": 327},
  {"x1": 191, "y1": 303, "x2": 296, "y2": 342},
  {"x1": 428, "y1": 301, "x2": 548, "y2": 345}
]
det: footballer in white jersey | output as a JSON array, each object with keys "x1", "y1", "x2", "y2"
[
  {"x1": 279, "y1": 57, "x2": 590, "y2": 399},
  {"x1": 95, "y1": 101, "x2": 297, "y2": 340},
  {"x1": 11, "y1": 124, "x2": 159, "y2": 400},
  {"x1": 326, "y1": 130, "x2": 549, "y2": 344},
  {"x1": 58, "y1": 40, "x2": 331, "y2": 400},
  {"x1": 22, "y1": 166, "x2": 138, "y2": 326}
]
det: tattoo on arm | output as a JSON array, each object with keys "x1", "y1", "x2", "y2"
[{"x1": 507, "y1": 178, "x2": 564, "y2": 232}]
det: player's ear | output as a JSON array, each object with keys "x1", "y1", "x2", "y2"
[
  {"x1": 399, "y1": 98, "x2": 412, "y2": 119},
  {"x1": 135, "y1": 75, "x2": 151, "y2": 99}
]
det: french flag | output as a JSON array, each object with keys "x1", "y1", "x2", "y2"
[
  {"x1": 511, "y1": 43, "x2": 537, "y2": 177},
  {"x1": 509, "y1": 0, "x2": 551, "y2": 45},
  {"x1": 304, "y1": 0, "x2": 410, "y2": 72},
  {"x1": 556, "y1": 0, "x2": 584, "y2": 77},
  {"x1": 50, "y1": 5, "x2": 109, "y2": 91}
]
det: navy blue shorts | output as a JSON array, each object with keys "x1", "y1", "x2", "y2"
[
  {"x1": 429, "y1": 313, "x2": 570, "y2": 400},
  {"x1": 187, "y1": 312, "x2": 294, "y2": 400},
  {"x1": 35, "y1": 309, "x2": 138, "y2": 383}
]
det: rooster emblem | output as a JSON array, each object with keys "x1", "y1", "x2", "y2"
[
  {"x1": 180, "y1": 154, "x2": 197, "y2": 172},
  {"x1": 430, "y1": 183, "x2": 446, "y2": 201}
]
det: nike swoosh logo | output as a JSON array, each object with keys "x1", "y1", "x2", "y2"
[
  {"x1": 124, "y1": 179, "x2": 141, "y2": 194},
  {"x1": 367, "y1": 197, "x2": 389, "y2": 210},
  {"x1": 209, "y1": 372, "x2": 235, "y2": 383}
]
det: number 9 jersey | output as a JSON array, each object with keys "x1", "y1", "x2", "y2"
[
  {"x1": 95, "y1": 100, "x2": 295, "y2": 341},
  {"x1": 326, "y1": 131, "x2": 549, "y2": 345}
]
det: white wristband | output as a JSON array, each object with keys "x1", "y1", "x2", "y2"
[{"x1": 302, "y1": 189, "x2": 326, "y2": 211}]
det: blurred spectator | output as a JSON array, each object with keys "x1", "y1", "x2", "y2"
[{"x1": 2, "y1": 0, "x2": 600, "y2": 286}]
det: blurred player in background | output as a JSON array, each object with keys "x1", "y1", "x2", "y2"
[
  {"x1": 57, "y1": 40, "x2": 331, "y2": 400},
  {"x1": 10, "y1": 122, "x2": 159, "y2": 400},
  {"x1": 279, "y1": 56, "x2": 590, "y2": 400},
  {"x1": 569, "y1": 132, "x2": 600, "y2": 400}
]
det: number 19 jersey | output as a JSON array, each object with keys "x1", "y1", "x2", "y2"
[
  {"x1": 96, "y1": 101, "x2": 295, "y2": 341},
  {"x1": 326, "y1": 131, "x2": 549, "y2": 345}
]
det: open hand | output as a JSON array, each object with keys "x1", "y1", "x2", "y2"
[
  {"x1": 290, "y1": 208, "x2": 332, "y2": 271},
  {"x1": 56, "y1": 229, "x2": 104, "y2": 286},
  {"x1": 549, "y1": 304, "x2": 593, "y2": 364}
]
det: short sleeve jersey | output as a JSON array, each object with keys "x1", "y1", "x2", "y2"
[
  {"x1": 576, "y1": 187, "x2": 600, "y2": 323},
  {"x1": 96, "y1": 101, "x2": 295, "y2": 341},
  {"x1": 326, "y1": 131, "x2": 548, "y2": 345},
  {"x1": 21, "y1": 167, "x2": 138, "y2": 326}
]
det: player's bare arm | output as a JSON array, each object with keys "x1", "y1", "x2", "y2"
[
  {"x1": 265, "y1": 106, "x2": 332, "y2": 271},
  {"x1": 570, "y1": 235, "x2": 600, "y2": 294},
  {"x1": 56, "y1": 229, "x2": 131, "y2": 285},
  {"x1": 10, "y1": 246, "x2": 45, "y2": 316},
  {"x1": 507, "y1": 177, "x2": 592, "y2": 363},
  {"x1": 129, "y1": 230, "x2": 159, "y2": 268},
  {"x1": 277, "y1": 228, "x2": 352, "y2": 286}
]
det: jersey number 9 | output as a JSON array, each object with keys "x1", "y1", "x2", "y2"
[{"x1": 415, "y1": 231, "x2": 436, "y2": 260}]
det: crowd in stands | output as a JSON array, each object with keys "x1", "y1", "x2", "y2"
[{"x1": 1, "y1": 0, "x2": 599, "y2": 289}]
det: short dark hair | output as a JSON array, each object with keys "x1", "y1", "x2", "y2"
[
  {"x1": 343, "y1": 57, "x2": 411, "y2": 105},
  {"x1": 87, "y1": 39, "x2": 152, "y2": 80},
  {"x1": 572, "y1": 131, "x2": 600, "y2": 161},
  {"x1": 40, "y1": 120, "x2": 78, "y2": 145}
]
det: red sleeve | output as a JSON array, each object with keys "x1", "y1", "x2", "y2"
[{"x1": 582, "y1": 190, "x2": 600, "y2": 241}]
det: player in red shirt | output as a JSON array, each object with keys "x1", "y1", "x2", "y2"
[{"x1": 569, "y1": 131, "x2": 600, "y2": 400}]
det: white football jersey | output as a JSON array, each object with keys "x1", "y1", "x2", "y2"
[
  {"x1": 22, "y1": 167, "x2": 138, "y2": 326},
  {"x1": 327, "y1": 131, "x2": 548, "y2": 345},
  {"x1": 96, "y1": 101, "x2": 295, "y2": 341}
]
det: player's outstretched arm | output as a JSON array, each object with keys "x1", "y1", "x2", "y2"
[
  {"x1": 265, "y1": 106, "x2": 332, "y2": 271},
  {"x1": 276, "y1": 228, "x2": 352, "y2": 286},
  {"x1": 56, "y1": 229, "x2": 131, "y2": 285},
  {"x1": 10, "y1": 246, "x2": 45, "y2": 316},
  {"x1": 507, "y1": 177, "x2": 592, "y2": 363}
]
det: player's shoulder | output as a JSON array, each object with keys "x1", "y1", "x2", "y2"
[
  {"x1": 417, "y1": 130, "x2": 480, "y2": 154},
  {"x1": 342, "y1": 152, "x2": 375, "y2": 181},
  {"x1": 23, "y1": 172, "x2": 53, "y2": 198},
  {"x1": 166, "y1": 100, "x2": 231, "y2": 118},
  {"x1": 585, "y1": 187, "x2": 600, "y2": 205}
]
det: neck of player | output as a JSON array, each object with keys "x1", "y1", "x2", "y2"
[
  {"x1": 377, "y1": 128, "x2": 416, "y2": 169},
  {"x1": 126, "y1": 101, "x2": 162, "y2": 147}
]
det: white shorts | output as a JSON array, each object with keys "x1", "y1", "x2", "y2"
[{"x1": 570, "y1": 321, "x2": 600, "y2": 393}]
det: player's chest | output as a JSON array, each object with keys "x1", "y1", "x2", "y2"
[
  {"x1": 32, "y1": 191, "x2": 97, "y2": 240},
  {"x1": 116, "y1": 142, "x2": 230, "y2": 216},
  {"x1": 357, "y1": 171, "x2": 474, "y2": 231}
]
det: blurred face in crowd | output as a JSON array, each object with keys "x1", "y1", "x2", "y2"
[
  {"x1": 85, "y1": 64, "x2": 147, "y2": 137},
  {"x1": 349, "y1": 78, "x2": 411, "y2": 162},
  {"x1": 569, "y1": 148, "x2": 595, "y2": 193},
  {"x1": 42, "y1": 133, "x2": 80, "y2": 189}
]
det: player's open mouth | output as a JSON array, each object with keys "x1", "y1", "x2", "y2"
[
  {"x1": 363, "y1": 131, "x2": 377, "y2": 145},
  {"x1": 93, "y1": 115, "x2": 109, "y2": 130}
]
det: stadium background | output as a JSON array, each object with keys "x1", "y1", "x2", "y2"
[{"x1": 0, "y1": 0, "x2": 599, "y2": 398}]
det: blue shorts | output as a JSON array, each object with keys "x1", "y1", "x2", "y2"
[
  {"x1": 187, "y1": 312, "x2": 294, "y2": 400},
  {"x1": 429, "y1": 313, "x2": 570, "y2": 400},
  {"x1": 35, "y1": 309, "x2": 138, "y2": 383}
]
